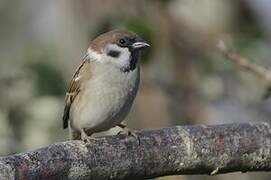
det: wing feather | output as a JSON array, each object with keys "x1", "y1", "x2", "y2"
[{"x1": 62, "y1": 55, "x2": 89, "y2": 129}]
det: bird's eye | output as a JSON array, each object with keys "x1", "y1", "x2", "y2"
[{"x1": 119, "y1": 38, "x2": 126, "y2": 45}]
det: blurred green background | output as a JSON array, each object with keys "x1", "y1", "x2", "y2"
[{"x1": 1, "y1": 0, "x2": 271, "y2": 179}]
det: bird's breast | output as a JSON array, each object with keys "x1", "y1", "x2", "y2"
[{"x1": 70, "y1": 64, "x2": 139, "y2": 131}]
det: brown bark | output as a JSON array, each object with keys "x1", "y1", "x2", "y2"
[{"x1": 1, "y1": 123, "x2": 271, "y2": 180}]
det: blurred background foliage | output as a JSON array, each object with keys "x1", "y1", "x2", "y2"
[{"x1": 1, "y1": 0, "x2": 271, "y2": 179}]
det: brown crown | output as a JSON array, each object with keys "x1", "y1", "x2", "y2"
[{"x1": 89, "y1": 30, "x2": 138, "y2": 53}]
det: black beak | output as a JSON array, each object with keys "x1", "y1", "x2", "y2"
[{"x1": 131, "y1": 38, "x2": 150, "y2": 50}]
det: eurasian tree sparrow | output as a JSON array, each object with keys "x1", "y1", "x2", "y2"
[{"x1": 62, "y1": 30, "x2": 150, "y2": 141}]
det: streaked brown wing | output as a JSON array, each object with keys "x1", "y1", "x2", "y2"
[{"x1": 63, "y1": 54, "x2": 89, "y2": 129}]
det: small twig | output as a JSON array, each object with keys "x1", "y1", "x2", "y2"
[{"x1": 217, "y1": 40, "x2": 271, "y2": 82}]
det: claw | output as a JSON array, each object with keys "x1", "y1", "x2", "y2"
[
  {"x1": 128, "y1": 130, "x2": 140, "y2": 144},
  {"x1": 117, "y1": 124, "x2": 140, "y2": 144},
  {"x1": 81, "y1": 129, "x2": 93, "y2": 143}
]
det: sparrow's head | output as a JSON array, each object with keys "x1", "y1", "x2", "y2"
[{"x1": 88, "y1": 30, "x2": 150, "y2": 72}]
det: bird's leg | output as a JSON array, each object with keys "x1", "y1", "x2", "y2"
[
  {"x1": 117, "y1": 123, "x2": 127, "y2": 129},
  {"x1": 117, "y1": 123, "x2": 140, "y2": 144},
  {"x1": 80, "y1": 129, "x2": 93, "y2": 143}
]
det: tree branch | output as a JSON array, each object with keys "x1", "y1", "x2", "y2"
[
  {"x1": 217, "y1": 40, "x2": 271, "y2": 82},
  {"x1": 217, "y1": 40, "x2": 271, "y2": 98},
  {"x1": 1, "y1": 123, "x2": 271, "y2": 179}
]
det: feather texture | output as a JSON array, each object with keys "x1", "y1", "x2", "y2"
[{"x1": 63, "y1": 54, "x2": 90, "y2": 129}]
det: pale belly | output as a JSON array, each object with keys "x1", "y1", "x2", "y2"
[{"x1": 70, "y1": 66, "x2": 139, "y2": 133}]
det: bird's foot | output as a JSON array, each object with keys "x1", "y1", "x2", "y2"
[
  {"x1": 81, "y1": 129, "x2": 93, "y2": 143},
  {"x1": 118, "y1": 124, "x2": 140, "y2": 144}
]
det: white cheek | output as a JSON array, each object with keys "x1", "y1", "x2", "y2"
[
  {"x1": 102, "y1": 44, "x2": 131, "y2": 68},
  {"x1": 116, "y1": 48, "x2": 131, "y2": 67},
  {"x1": 87, "y1": 48, "x2": 102, "y2": 61}
]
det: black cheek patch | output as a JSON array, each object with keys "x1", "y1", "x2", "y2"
[{"x1": 107, "y1": 50, "x2": 120, "y2": 58}]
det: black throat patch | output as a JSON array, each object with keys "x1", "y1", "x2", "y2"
[{"x1": 121, "y1": 51, "x2": 139, "y2": 73}]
